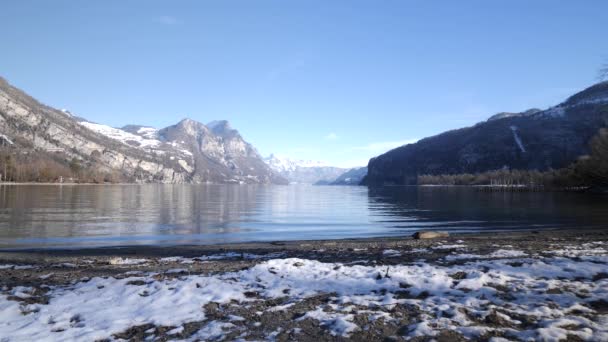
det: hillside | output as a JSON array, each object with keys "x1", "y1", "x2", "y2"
[
  {"x1": 0, "y1": 76, "x2": 287, "y2": 184},
  {"x1": 363, "y1": 82, "x2": 608, "y2": 186}
]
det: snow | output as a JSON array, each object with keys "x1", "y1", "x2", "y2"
[
  {"x1": 159, "y1": 252, "x2": 286, "y2": 264},
  {"x1": 382, "y1": 249, "x2": 402, "y2": 257},
  {"x1": 542, "y1": 106, "x2": 566, "y2": 118},
  {"x1": 489, "y1": 249, "x2": 528, "y2": 258},
  {"x1": 445, "y1": 249, "x2": 528, "y2": 261},
  {"x1": 0, "y1": 265, "x2": 34, "y2": 270},
  {"x1": 510, "y1": 126, "x2": 526, "y2": 153},
  {"x1": 432, "y1": 244, "x2": 467, "y2": 250},
  {"x1": 178, "y1": 159, "x2": 193, "y2": 173},
  {"x1": 108, "y1": 258, "x2": 148, "y2": 265},
  {"x1": 79, "y1": 122, "x2": 161, "y2": 149},
  {"x1": 0, "y1": 134, "x2": 14, "y2": 145},
  {"x1": 136, "y1": 127, "x2": 159, "y2": 139},
  {"x1": 297, "y1": 307, "x2": 358, "y2": 337},
  {"x1": 264, "y1": 154, "x2": 328, "y2": 173},
  {"x1": 568, "y1": 95, "x2": 608, "y2": 107},
  {"x1": 1, "y1": 247, "x2": 607, "y2": 341}
]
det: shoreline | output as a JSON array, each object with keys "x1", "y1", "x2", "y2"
[
  {"x1": 1, "y1": 228, "x2": 607, "y2": 341},
  {"x1": 0, "y1": 227, "x2": 598, "y2": 256}
]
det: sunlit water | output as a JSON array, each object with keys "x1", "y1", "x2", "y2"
[{"x1": 0, "y1": 184, "x2": 606, "y2": 248}]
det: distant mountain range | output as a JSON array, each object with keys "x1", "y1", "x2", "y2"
[
  {"x1": 363, "y1": 81, "x2": 608, "y2": 185},
  {"x1": 0, "y1": 76, "x2": 287, "y2": 184},
  {"x1": 5, "y1": 74, "x2": 604, "y2": 187},
  {"x1": 325, "y1": 166, "x2": 367, "y2": 185},
  {"x1": 263, "y1": 154, "x2": 347, "y2": 184}
]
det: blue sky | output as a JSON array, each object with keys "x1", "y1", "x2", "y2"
[{"x1": 1, "y1": 1, "x2": 607, "y2": 167}]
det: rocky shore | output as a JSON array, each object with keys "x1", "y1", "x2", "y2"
[{"x1": 1, "y1": 229, "x2": 607, "y2": 341}]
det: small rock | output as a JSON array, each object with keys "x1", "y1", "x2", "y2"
[
  {"x1": 244, "y1": 291, "x2": 259, "y2": 298},
  {"x1": 546, "y1": 288, "x2": 563, "y2": 294},
  {"x1": 126, "y1": 280, "x2": 146, "y2": 286},
  {"x1": 589, "y1": 299, "x2": 608, "y2": 313},
  {"x1": 593, "y1": 272, "x2": 608, "y2": 281},
  {"x1": 412, "y1": 231, "x2": 450, "y2": 239},
  {"x1": 449, "y1": 271, "x2": 468, "y2": 280}
]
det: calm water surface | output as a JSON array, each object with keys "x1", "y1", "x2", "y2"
[{"x1": 0, "y1": 184, "x2": 606, "y2": 248}]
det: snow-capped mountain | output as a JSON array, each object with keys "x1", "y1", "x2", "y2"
[
  {"x1": 0, "y1": 76, "x2": 287, "y2": 184},
  {"x1": 264, "y1": 154, "x2": 328, "y2": 172},
  {"x1": 264, "y1": 154, "x2": 347, "y2": 184}
]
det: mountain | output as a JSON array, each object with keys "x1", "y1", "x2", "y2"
[
  {"x1": 363, "y1": 81, "x2": 608, "y2": 186},
  {"x1": 0, "y1": 76, "x2": 287, "y2": 184},
  {"x1": 264, "y1": 154, "x2": 347, "y2": 184},
  {"x1": 325, "y1": 167, "x2": 367, "y2": 185}
]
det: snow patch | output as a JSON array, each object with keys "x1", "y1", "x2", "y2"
[
  {"x1": 510, "y1": 125, "x2": 526, "y2": 153},
  {"x1": 80, "y1": 122, "x2": 161, "y2": 149},
  {"x1": 1, "y1": 249, "x2": 607, "y2": 341},
  {"x1": 108, "y1": 258, "x2": 148, "y2": 265}
]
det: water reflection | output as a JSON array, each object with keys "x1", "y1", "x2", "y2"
[
  {"x1": 367, "y1": 186, "x2": 608, "y2": 231},
  {"x1": 0, "y1": 185, "x2": 606, "y2": 248}
]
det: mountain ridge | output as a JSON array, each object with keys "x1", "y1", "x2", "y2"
[
  {"x1": 363, "y1": 81, "x2": 608, "y2": 186},
  {"x1": 0, "y1": 76, "x2": 287, "y2": 184},
  {"x1": 264, "y1": 154, "x2": 348, "y2": 184}
]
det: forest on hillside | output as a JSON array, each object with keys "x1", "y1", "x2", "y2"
[
  {"x1": 418, "y1": 127, "x2": 608, "y2": 189},
  {"x1": 0, "y1": 149, "x2": 126, "y2": 183}
]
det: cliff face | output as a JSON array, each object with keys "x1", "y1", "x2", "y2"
[
  {"x1": 158, "y1": 119, "x2": 287, "y2": 184},
  {"x1": 0, "y1": 77, "x2": 287, "y2": 184},
  {"x1": 363, "y1": 82, "x2": 608, "y2": 186}
]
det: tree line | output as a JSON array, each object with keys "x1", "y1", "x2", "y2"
[
  {"x1": 0, "y1": 150, "x2": 125, "y2": 183},
  {"x1": 418, "y1": 127, "x2": 608, "y2": 190}
]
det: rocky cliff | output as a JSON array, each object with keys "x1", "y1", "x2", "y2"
[{"x1": 0, "y1": 76, "x2": 287, "y2": 184}]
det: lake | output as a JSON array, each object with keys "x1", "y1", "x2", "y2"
[{"x1": 0, "y1": 184, "x2": 606, "y2": 248}]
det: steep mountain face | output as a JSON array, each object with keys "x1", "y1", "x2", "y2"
[
  {"x1": 364, "y1": 82, "x2": 608, "y2": 186},
  {"x1": 157, "y1": 119, "x2": 287, "y2": 184},
  {"x1": 326, "y1": 167, "x2": 367, "y2": 185},
  {"x1": 0, "y1": 76, "x2": 287, "y2": 184},
  {"x1": 264, "y1": 154, "x2": 347, "y2": 184}
]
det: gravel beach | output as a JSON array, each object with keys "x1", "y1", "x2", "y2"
[{"x1": 1, "y1": 229, "x2": 607, "y2": 341}]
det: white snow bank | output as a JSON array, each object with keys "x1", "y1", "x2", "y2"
[
  {"x1": 0, "y1": 264, "x2": 34, "y2": 270},
  {"x1": 382, "y1": 249, "x2": 402, "y2": 257},
  {"x1": 445, "y1": 249, "x2": 528, "y2": 261},
  {"x1": 1, "y1": 250, "x2": 607, "y2": 341},
  {"x1": 108, "y1": 258, "x2": 148, "y2": 265},
  {"x1": 297, "y1": 307, "x2": 358, "y2": 337},
  {"x1": 432, "y1": 244, "x2": 467, "y2": 250}
]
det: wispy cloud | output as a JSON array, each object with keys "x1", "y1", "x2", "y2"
[
  {"x1": 155, "y1": 15, "x2": 178, "y2": 25},
  {"x1": 352, "y1": 139, "x2": 418, "y2": 153},
  {"x1": 325, "y1": 132, "x2": 339, "y2": 140}
]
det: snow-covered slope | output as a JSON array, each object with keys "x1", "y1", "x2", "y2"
[
  {"x1": 264, "y1": 154, "x2": 347, "y2": 184},
  {"x1": 80, "y1": 122, "x2": 162, "y2": 149},
  {"x1": 78, "y1": 119, "x2": 287, "y2": 184},
  {"x1": 264, "y1": 154, "x2": 328, "y2": 173}
]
